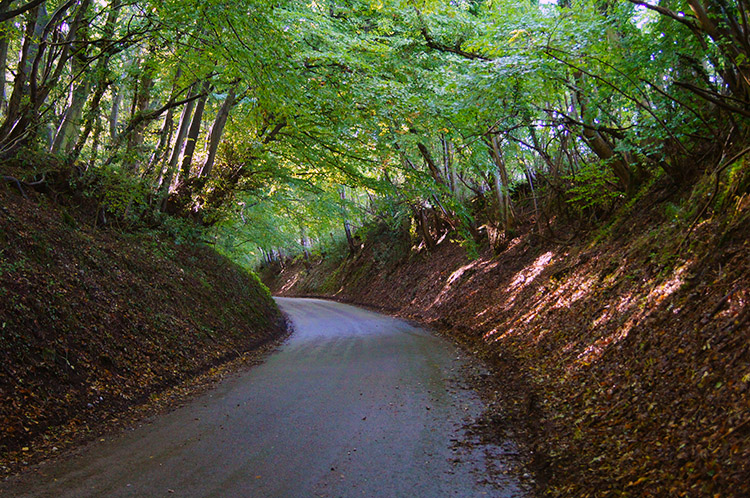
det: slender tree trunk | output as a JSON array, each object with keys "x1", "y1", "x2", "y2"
[
  {"x1": 124, "y1": 55, "x2": 154, "y2": 173},
  {"x1": 71, "y1": 78, "x2": 110, "y2": 161},
  {"x1": 51, "y1": 79, "x2": 90, "y2": 154},
  {"x1": 340, "y1": 187, "x2": 357, "y2": 254},
  {"x1": 109, "y1": 85, "x2": 121, "y2": 140},
  {"x1": 149, "y1": 108, "x2": 176, "y2": 178},
  {"x1": 0, "y1": 15, "x2": 10, "y2": 115},
  {"x1": 87, "y1": 113, "x2": 103, "y2": 169},
  {"x1": 528, "y1": 124, "x2": 555, "y2": 172},
  {"x1": 50, "y1": 2, "x2": 92, "y2": 155},
  {"x1": 683, "y1": 0, "x2": 750, "y2": 101},
  {"x1": 416, "y1": 140, "x2": 462, "y2": 231},
  {"x1": 163, "y1": 83, "x2": 196, "y2": 190},
  {"x1": 2, "y1": 0, "x2": 91, "y2": 155},
  {"x1": 198, "y1": 84, "x2": 237, "y2": 178},
  {"x1": 0, "y1": 0, "x2": 48, "y2": 24},
  {"x1": 441, "y1": 135, "x2": 456, "y2": 194},
  {"x1": 178, "y1": 80, "x2": 210, "y2": 184},
  {"x1": 0, "y1": 6, "x2": 42, "y2": 150},
  {"x1": 417, "y1": 205, "x2": 436, "y2": 251},
  {"x1": 147, "y1": 68, "x2": 184, "y2": 181},
  {"x1": 520, "y1": 157, "x2": 539, "y2": 223},
  {"x1": 344, "y1": 219, "x2": 355, "y2": 253},
  {"x1": 488, "y1": 134, "x2": 514, "y2": 234},
  {"x1": 55, "y1": 0, "x2": 120, "y2": 157},
  {"x1": 300, "y1": 226, "x2": 310, "y2": 261},
  {"x1": 417, "y1": 142, "x2": 444, "y2": 185}
]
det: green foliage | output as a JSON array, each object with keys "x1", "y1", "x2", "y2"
[
  {"x1": 455, "y1": 227, "x2": 480, "y2": 260},
  {"x1": 70, "y1": 165, "x2": 147, "y2": 222},
  {"x1": 157, "y1": 215, "x2": 204, "y2": 246},
  {"x1": 565, "y1": 162, "x2": 623, "y2": 213},
  {"x1": 0, "y1": 0, "x2": 742, "y2": 270},
  {"x1": 714, "y1": 161, "x2": 750, "y2": 212},
  {"x1": 663, "y1": 202, "x2": 681, "y2": 222}
]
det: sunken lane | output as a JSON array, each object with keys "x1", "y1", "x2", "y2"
[{"x1": 2, "y1": 298, "x2": 529, "y2": 497}]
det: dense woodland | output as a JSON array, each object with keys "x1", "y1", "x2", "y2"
[{"x1": 0, "y1": 0, "x2": 747, "y2": 262}]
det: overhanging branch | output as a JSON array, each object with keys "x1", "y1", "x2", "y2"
[{"x1": 415, "y1": 8, "x2": 493, "y2": 62}]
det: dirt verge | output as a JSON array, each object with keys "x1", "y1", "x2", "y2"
[
  {"x1": 0, "y1": 187, "x2": 287, "y2": 478},
  {"x1": 262, "y1": 185, "x2": 750, "y2": 496}
]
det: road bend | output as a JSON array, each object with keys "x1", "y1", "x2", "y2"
[{"x1": 2, "y1": 298, "x2": 528, "y2": 497}]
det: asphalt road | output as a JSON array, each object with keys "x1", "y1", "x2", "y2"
[{"x1": 2, "y1": 298, "x2": 527, "y2": 497}]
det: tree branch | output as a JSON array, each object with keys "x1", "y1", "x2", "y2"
[
  {"x1": 415, "y1": 8, "x2": 493, "y2": 61},
  {"x1": 675, "y1": 81, "x2": 750, "y2": 118},
  {"x1": 625, "y1": 0, "x2": 699, "y2": 30},
  {"x1": 2, "y1": 173, "x2": 45, "y2": 199},
  {"x1": 0, "y1": 0, "x2": 46, "y2": 23},
  {"x1": 545, "y1": 108, "x2": 630, "y2": 139},
  {"x1": 262, "y1": 120, "x2": 286, "y2": 144}
]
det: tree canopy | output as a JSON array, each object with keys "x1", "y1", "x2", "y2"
[{"x1": 1, "y1": 0, "x2": 748, "y2": 261}]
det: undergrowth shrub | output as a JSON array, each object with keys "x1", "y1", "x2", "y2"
[{"x1": 565, "y1": 161, "x2": 623, "y2": 214}]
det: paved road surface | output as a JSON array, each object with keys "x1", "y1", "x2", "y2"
[{"x1": 2, "y1": 298, "x2": 527, "y2": 497}]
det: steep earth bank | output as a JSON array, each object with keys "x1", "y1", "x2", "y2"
[
  {"x1": 0, "y1": 187, "x2": 286, "y2": 477},
  {"x1": 263, "y1": 182, "x2": 750, "y2": 497}
]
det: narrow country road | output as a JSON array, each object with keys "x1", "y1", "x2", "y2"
[{"x1": 2, "y1": 298, "x2": 528, "y2": 497}]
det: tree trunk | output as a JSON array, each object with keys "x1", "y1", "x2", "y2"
[
  {"x1": 1, "y1": 0, "x2": 91, "y2": 156},
  {"x1": 70, "y1": 82, "x2": 108, "y2": 161},
  {"x1": 684, "y1": 0, "x2": 750, "y2": 102},
  {"x1": 70, "y1": 76, "x2": 111, "y2": 161},
  {"x1": 417, "y1": 205, "x2": 436, "y2": 251},
  {"x1": 87, "y1": 113, "x2": 103, "y2": 169},
  {"x1": 417, "y1": 141, "x2": 444, "y2": 185},
  {"x1": 124, "y1": 55, "x2": 155, "y2": 173},
  {"x1": 340, "y1": 187, "x2": 357, "y2": 254},
  {"x1": 51, "y1": 79, "x2": 90, "y2": 154},
  {"x1": 147, "y1": 68, "x2": 184, "y2": 176},
  {"x1": 442, "y1": 135, "x2": 457, "y2": 194},
  {"x1": 581, "y1": 126, "x2": 632, "y2": 189},
  {"x1": 528, "y1": 124, "x2": 555, "y2": 173},
  {"x1": 0, "y1": 0, "x2": 47, "y2": 23},
  {"x1": 162, "y1": 83, "x2": 197, "y2": 191},
  {"x1": 487, "y1": 134, "x2": 514, "y2": 234},
  {"x1": 0, "y1": 6, "x2": 43, "y2": 151},
  {"x1": 417, "y1": 140, "x2": 462, "y2": 231},
  {"x1": 0, "y1": 16, "x2": 9, "y2": 115},
  {"x1": 178, "y1": 81, "x2": 210, "y2": 184},
  {"x1": 520, "y1": 156, "x2": 540, "y2": 224},
  {"x1": 149, "y1": 108, "x2": 175, "y2": 177},
  {"x1": 55, "y1": 0, "x2": 120, "y2": 158},
  {"x1": 569, "y1": 73, "x2": 633, "y2": 191},
  {"x1": 300, "y1": 226, "x2": 310, "y2": 261},
  {"x1": 50, "y1": 1, "x2": 92, "y2": 155},
  {"x1": 109, "y1": 85, "x2": 121, "y2": 140},
  {"x1": 198, "y1": 84, "x2": 237, "y2": 178}
]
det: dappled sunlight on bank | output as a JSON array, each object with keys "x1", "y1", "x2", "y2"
[
  {"x1": 646, "y1": 263, "x2": 690, "y2": 305},
  {"x1": 509, "y1": 251, "x2": 554, "y2": 291},
  {"x1": 265, "y1": 198, "x2": 750, "y2": 497},
  {"x1": 431, "y1": 258, "x2": 503, "y2": 306}
]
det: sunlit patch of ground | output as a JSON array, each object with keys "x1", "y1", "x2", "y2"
[{"x1": 279, "y1": 271, "x2": 302, "y2": 293}]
